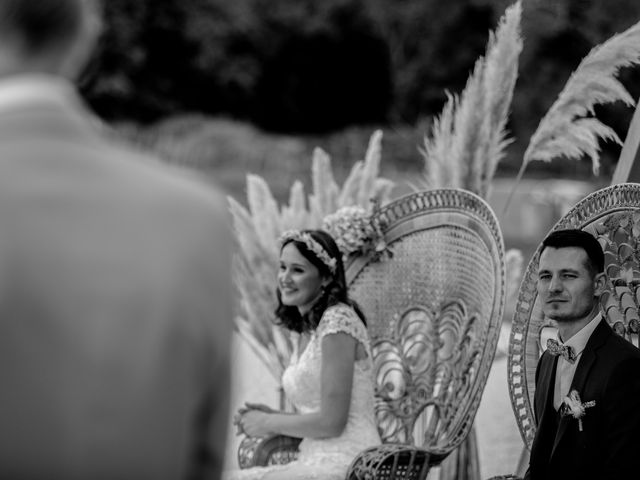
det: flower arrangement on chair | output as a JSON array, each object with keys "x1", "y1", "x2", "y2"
[{"x1": 321, "y1": 203, "x2": 391, "y2": 265}]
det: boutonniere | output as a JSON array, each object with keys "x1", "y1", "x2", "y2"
[{"x1": 561, "y1": 390, "x2": 596, "y2": 431}]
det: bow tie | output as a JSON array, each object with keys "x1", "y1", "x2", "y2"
[{"x1": 546, "y1": 338, "x2": 577, "y2": 363}]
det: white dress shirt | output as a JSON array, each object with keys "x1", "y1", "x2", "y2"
[{"x1": 553, "y1": 313, "x2": 602, "y2": 410}]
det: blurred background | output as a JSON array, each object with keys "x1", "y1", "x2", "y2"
[
  {"x1": 81, "y1": 0, "x2": 640, "y2": 260},
  {"x1": 78, "y1": 0, "x2": 640, "y2": 476}
]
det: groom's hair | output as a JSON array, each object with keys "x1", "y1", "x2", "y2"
[
  {"x1": 541, "y1": 229, "x2": 605, "y2": 275},
  {"x1": 0, "y1": 0, "x2": 97, "y2": 55}
]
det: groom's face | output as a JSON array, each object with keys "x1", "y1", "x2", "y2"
[{"x1": 537, "y1": 246, "x2": 602, "y2": 323}]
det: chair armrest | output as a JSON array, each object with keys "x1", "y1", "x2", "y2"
[
  {"x1": 346, "y1": 443, "x2": 441, "y2": 480},
  {"x1": 237, "y1": 434, "x2": 302, "y2": 468}
]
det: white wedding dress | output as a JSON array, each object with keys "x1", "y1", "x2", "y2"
[{"x1": 225, "y1": 303, "x2": 381, "y2": 480}]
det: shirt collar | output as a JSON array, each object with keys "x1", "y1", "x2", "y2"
[
  {"x1": 0, "y1": 74, "x2": 78, "y2": 113},
  {"x1": 558, "y1": 313, "x2": 602, "y2": 357}
]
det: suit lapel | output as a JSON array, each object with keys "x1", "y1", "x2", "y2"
[
  {"x1": 549, "y1": 320, "x2": 611, "y2": 460},
  {"x1": 530, "y1": 353, "x2": 558, "y2": 466},
  {"x1": 536, "y1": 353, "x2": 557, "y2": 421}
]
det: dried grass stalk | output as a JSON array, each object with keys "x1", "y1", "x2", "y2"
[
  {"x1": 504, "y1": 16, "x2": 640, "y2": 213},
  {"x1": 523, "y1": 20, "x2": 640, "y2": 173},
  {"x1": 420, "y1": 1, "x2": 522, "y2": 199}
]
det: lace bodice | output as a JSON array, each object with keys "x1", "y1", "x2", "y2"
[
  {"x1": 282, "y1": 303, "x2": 380, "y2": 466},
  {"x1": 226, "y1": 303, "x2": 381, "y2": 480}
]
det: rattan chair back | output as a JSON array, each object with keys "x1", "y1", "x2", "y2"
[
  {"x1": 508, "y1": 183, "x2": 640, "y2": 450},
  {"x1": 346, "y1": 189, "x2": 506, "y2": 459}
]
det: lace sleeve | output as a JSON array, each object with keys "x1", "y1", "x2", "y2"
[{"x1": 317, "y1": 304, "x2": 370, "y2": 351}]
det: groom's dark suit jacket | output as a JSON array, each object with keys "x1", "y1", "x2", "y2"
[{"x1": 525, "y1": 320, "x2": 640, "y2": 480}]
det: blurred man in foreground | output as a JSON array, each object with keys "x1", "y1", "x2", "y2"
[{"x1": 0, "y1": 1, "x2": 234, "y2": 479}]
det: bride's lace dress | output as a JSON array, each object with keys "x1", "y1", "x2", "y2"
[{"x1": 225, "y1": 303, "x2": 381, "y2": 480}]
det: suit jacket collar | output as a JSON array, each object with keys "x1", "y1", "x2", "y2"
[
  {"x1": 0, "y1": 74, "x2": 77, "y2": 113},
  {"x1": 549, "y1": 319, "x2": 612, "y2": 459},
  {"x1": 0, "y1": 85, "x2": 105, "y2": 149}
]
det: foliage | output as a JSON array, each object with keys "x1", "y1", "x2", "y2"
[
  {"x1": 229, "y1": 131, "x2": 394, "y2": 378},
  {"x1": 82, "y1": 0, "x2": 501, "y2": 134},
  {"x1": 83, "y1": 0, "x2": 392, "y2": 132},
  {"x1": 82, "y1": 0, "x2": 201, "y2": 121},
  {"x1": 369, "y1": 0, "x2": 495, "y2": 123},
  {"x1": 83, "y1": 0, "x2": 640, "y2": 167}
]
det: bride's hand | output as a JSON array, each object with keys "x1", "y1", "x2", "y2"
[{"x1": 238, "y1": 410, "x2": 274, "y2": 437}]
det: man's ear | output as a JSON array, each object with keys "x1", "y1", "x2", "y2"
[{"x1": 593, "y1": 272, "x2": 607, "y2": 296}]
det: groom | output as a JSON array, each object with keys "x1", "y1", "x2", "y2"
[
  {"x1": 525, "y1": 229, "x2": 640, "y2": 480},
  {"x1": 0, "y1": 1, "x2": 233, "y2": 479}
]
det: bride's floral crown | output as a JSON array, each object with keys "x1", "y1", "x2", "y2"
[{"x1": 279, "y1": 230, "x2": 337, "y2": 274}]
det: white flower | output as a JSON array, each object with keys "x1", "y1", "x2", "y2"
[
  {"x1": 321, "y1": 206, "x2": 388, "y2": 261},
  {"x1": 562, "y1": 390, "x2": 596, "y2": 431}
]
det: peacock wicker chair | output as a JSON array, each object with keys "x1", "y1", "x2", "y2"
[
  {"x1": 238, "y1": 189, "x2": 507, "y2": 479},
  {"x1": 489, "y1": 182, "x2": 640, "y2": 480}
]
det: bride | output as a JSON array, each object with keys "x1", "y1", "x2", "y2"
[{"x1": 226, "y1": 229, "x2": 381, "y2": 480}]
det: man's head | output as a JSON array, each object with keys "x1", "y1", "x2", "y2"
[
  {"x1": 0, "y1": 0, "x2": 102, "y2": 79},
  {"x1": 537, "y1": 229, "x2": 606, "y2": 323}
]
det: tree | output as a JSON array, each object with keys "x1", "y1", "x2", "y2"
[
  {"x1": 81, "y1": 0, "x2": 640, "y2": 154},
  {"x1": 82, "y1": 0, "x2": 393, "y2": 132}
]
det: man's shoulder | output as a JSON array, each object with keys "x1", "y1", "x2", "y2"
[
  {"x1": 86, "y1": 141, "x2": 232, "y2": 255},
  {"x1": 102, "y1": 140, "x2": 228, "y2": 215},
  {"x1": 602, "y1": 328, "x2": 640, "y2": 359}
]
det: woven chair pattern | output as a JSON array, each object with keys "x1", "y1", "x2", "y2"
[
  {"x1": 237, "y1": 435, "x2": 302, "y2": 469},
  {"x1": 347, "y1": 189, "x2": 505, "y2": 461},
  {"x1": 508, "y1": 182, "x2": 640, "y2": 450},
  {"x1": 346, "y1": 444, "x2": 431, "y2": 479}
]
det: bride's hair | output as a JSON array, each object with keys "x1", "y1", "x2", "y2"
[{"x1": 275, "y1": 229, "x2": 366, "y2": 333}]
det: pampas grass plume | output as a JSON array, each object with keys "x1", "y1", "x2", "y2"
[
  {"x1": 479, "y1": 0, "x2": 522, "y2": 197},
  {"x1": 420, "y1": 1, "x2": 522, "y2": 198},
  {"x1": 246, "y1": 174, "x2": 282, "y2": 256},
  {"x1": 357, "y1": 130, "x2": 384, "y2": 207},
  {"x1": 421, "y1": 94, "x2": 457, "y2": 189},
  {"x1": 280, "y1": 181, "x2": 308, "y2": 230},
  {"x1": 503, "y1": 16, "x2": 640, "y2": 213},
  {"x1": 309, "y1": 148, "x2": 340, "y2": 222},
  {"x1": 523, "y1": 19, "x2": 640, "y2": 173},
  {"x1": 337, "y1": 161, "x2": 364, "y2": 207}
]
